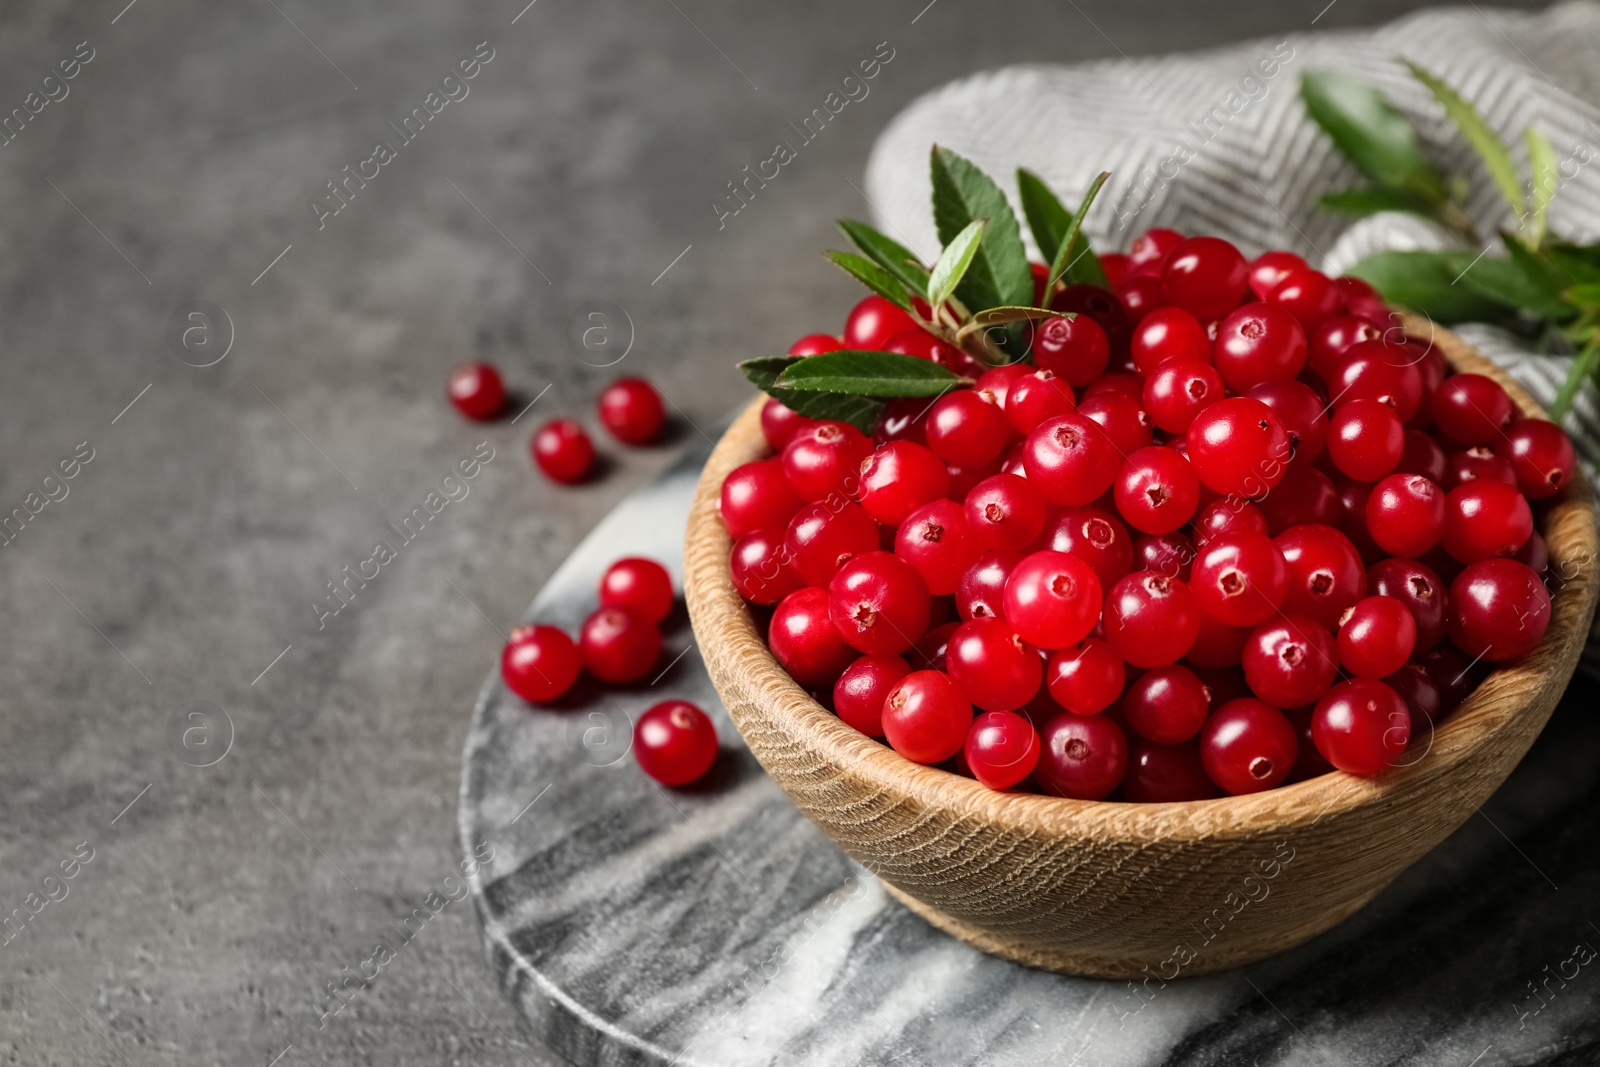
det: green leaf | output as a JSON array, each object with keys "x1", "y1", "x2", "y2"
[
  {"x1": 1347, "y1": 249, "x2": 1516, "y2": 323},
  {"x1": 1497, "y1": 233, "x2": 1577, "y2": 319},
  {"x1": 1405, "y1": 60, "x2": 1524, "y2": 218},
  {"x1": 1526, "y1": 126, "x2": 1559, "y2": 245},
  {"x1": 1017, "y1": 169, "x2": 1071, "y2": 263},
  {"x1": 1452, "y1": 250, "x2": 1571, "y2": 322},
  {"x1": 1318, "y1": 185, "x2": 1441, "y2": 218},
  {"x1": 837, "y1": 219, "x2": 931, "y2": 295},
  {"x1": 1563, "y1": 283, "x2": 1600, "y2": 312},
  {"x1": 929, "y1": 146, "x2": 1034, "y2": 312},
  {"x1": 1300, "y1": 70, "x2": 1447, "y2": 201},
  {"x1": 738, "y1": 356, "x2": 883, "y2": 432},
  {"x1": 822, "y1": 251, "x2": 914, "y2": 311},
  {"x1": 1551, "y1": 339, "x2": 1600, "y2": 420},
  {"x1": 1046, "y1": 171, "x2": 1111, "y2": 294},
  {"x1": 1547, "y1": 243, "x2": 1600, "y2": 286},
  {"x1": 773, "y1": 349, "x2": 970, "y2": 396},
  {"x1": 927, "y1": 220, "x2": 986, "y2": 309}
]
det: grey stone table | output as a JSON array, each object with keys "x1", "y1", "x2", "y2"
[{"x1": 0, "y1": 1, "x2": 1563, "y2": 1065}]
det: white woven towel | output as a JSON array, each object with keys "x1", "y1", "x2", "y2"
[
  {"x1": 865, "y1": 2, "x2": 1600, "y2": 666},
  {"x1": 866, "y1": 1, "x2": 1600, "y2": 461}
]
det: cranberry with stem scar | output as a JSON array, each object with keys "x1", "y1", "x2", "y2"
[
  {"x1": 946, "y1": 616, "x2": 1044, "y2": 712},
  {"x1": 1003, "y1": 550, "x2": 1103, "y2": 650},
  {"x1": 1312, "y1": 679, "x2": 1410, "y2": 774},
  {"x1": 1242, "y1": 614, "x2": 1339, "y2": 708},
  {"x1": 1102, "y1": 570, "x2": 1201, "y2": 668},
  {"x1": 882, "y1": 669, "x2": 974, "y2": 764},
  {"x1": 834, "y1": 654, "x2": 911, "y2": 737},
  {"x1": 1036, "y1": 712, "x2": 1128, "y2": 800},
  {"x1": 634, "y1": 700, "x2": 719, "y2": 786},
  {"x1": 579, "y1": 606, "x2": 661, "y2": 683},
  {"x1": 1046, "y1": 638, "x2": 1126, "y2": 715},
  {"x1": 896, "y1": 498, "x2": 982, "y2": 596},
  {"x1": 1200, "y1": 698, "x2": 1298, "y2": 794},
  {"x1": 827, "y1": 551, "x2": 931, "y2": 656}
]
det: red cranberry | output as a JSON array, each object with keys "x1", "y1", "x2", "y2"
[
  {"x1": 883, "y1": 669, "x2": 974, "y2": 764},
  {"x1": 1051, "y1": 283, "x2": 1133, "y2": 354},
  {"x1": 1081, "y1": 372, "x2": 1144, "y2": 400},
  {"x1": 857, "y1": 441, "x2": 950, "y2": 525},
  {"x1": 1193, "y1": 498, "x2": 1269, "y2": 545},
  {"x1": 634, "y1": 700, "x2": 718, "y2": 786},
  {"x1": 1419, "y1": 643, "x2": 1478, "y2": 713},
  {"x1": 1079, "y1": 390, "x2": 1154, "y2": 455},
  {"x1": 1129, "y1": 306, "x2": 1210, "y2": 375},
  {"x1": 1037, "y1": 713, "x2": 1128, "y2": 800},
  {"x1": 1045, "y1": 506, "x2": 1135, "y2": 588},
  {"x1": 956, "y1": 551, "x2": 1020, "y2": 621},
  {"x1": 788, "y1": 333, "x2": 844, "y2": 356},
  {"x1": 1327, "y1": 342, "x2": 1425, "y2": 422},
  {"x1": 1114, "y1": 446, "x2": 1200, "y2": 535},
  {"x1": 1200, "y1": 698, "x2": 1298, "y2": 794},
  {"x1": 579, "y1": 606, "x2": 661, "y2": 683},
  {"x1": 910, "y1": 620, "x2": 959, "y2": 672},
  {"x1": 1003, "y1": 550, "x2": 1103, "y2": 650},
  {"x1": 770, "y1": 587, "x2": 856, "y2": 688},
  {"x1": 1099, "y1": 252, "x2": 1133, "y2": 288},
  {"x1": 976, "y1": 363, "x2": 1033, "y2": 409},
  {"x1": 1129, "y1": 227, "x2": 1184, "y2": 270},
  {"x1": 1274, "y1": 523, "x2": 1366, "y2": 628},
  {"x1": 1312, "y1": 679, "x2": 1409, "y2": 774},
  {"x1": 1135, "y1": 530, "x2": 1196, "y2": 581},
  {"x1": 1242, "y1": 614, "x2": 1338, "y2": 707},
  {"x1": 1309, "y1": 315, "x2": 1383, "y2": 380},
  {"x1": 1327, "y1": 399, "x2": 1404, "y2": 482},
  {"x1": 1432, "y1": 373, "x2": 1515, "y2": 445},
  {"x1": 720, "y1": 459, "x2": 803, "y2": 538},
  {"x1": 1191, "y1": 531, "x2": 1290, "y2": 628},
  {"x1": 1248, "y1": 250, "x2": 1309, "y2": 299},
  {"x1": 1213, "y1": 302, "x2": 1308, "y2": 390},
  {"x1": 874, "y1": 397, "x2": 929, "y2": 446},
  {"x1": 599, "y1": 557, "x2": 673, "y2": 623},
  {"x1": 501, "y1": 624, "x2": 580, "y2": 702},
  {"x1": 1442, "y1": 480, "x2": 1533, "y2": 563},
  {"x1": 925, "y1": 389, "x2": 1010, "y2": 469},
  {"x1": 1496, "y1": 419, "x2": 1575, "y2": 500},
  {"x1": 1257, "y1": 467, "x2": 1341, "y2": 533},
  {"x1": 945, "y1": 458, "x2": 1003, "y2": 501},
  {"x1": 729, "y1": 527, "x2": 803, "y2": 605},
  {"x1": 532, "y1": 419, "x2": 595, "y2": 484},
  {"x1": 1004, "y1": 368, "x2": 1076, "y2": 433},
  {"x1": 1161, "y1": 236, "x2": 1249, "y2": 320},
  {"x1": 895, "y1": 499, "x2": 981, "y2": 595},
  {"x1": 448, "y1": 361, "x2": 506, "y2": 420},
  {"x1": 782, "y1": 421, "x2": 872, "y2": 502},
  {"x1": 1186, "y1": 398, "x2": 1292, "y2": 497},
  {"x1": 761, "y1": 397, "x2": 815, "y2": 452},
  {"x1": 1395, "y1": 429, "x2": 1448, "y2": 483},
  {"x1": 785, "y1": 500, "x2": 879, "y2": 588},
  {"x1": 1331, "y1": 473, "x2": 1384, "y2": 564},
  {"x1": 1246, "y1": 380, "x2": 1328, "y2": 466},
  {"x1": 1034, "y1": 315, "x2": 1111, "y2": 386},
  {"x1": 964, "y1": 710, "x2": 1042, "y2": 790},
  {"x1": 834, "y1": 654, "x2": 910, "y2": 737},
  {"x1": 1384, "y1": 662, "x2": 1441, "y2": 741},
  {"x1": 1447, "y1": 558, "x2": 1551, "y2": 661},
  {"x1": 1444, "y1": 446, "x2": 1518, "y2": 490},
  {"x1": 827, "y1": 551, "x2": 931, "y2": 656},
  {"x1": 1124, "y1": 664, "x2": 1210, "y2": 743},
  {"x1": 1337, "y1": 595, "x2": 1417, "y2": 678},
  {"x1": 1103, "y1": 570, "x2": 1200, "y2": 668},
  {"x1": 1123, "y1": 738, "x2": 1218, "y2": 802},
  {"x1": 843, "y1": 295, "x2": 919, "y2": 350},
  {"x1": 1266, "y1": 268, "x2": 1341, "y2": 330},
  {"x1": 965, "y1": 473, "x2": 1047, "y2": 552},
  {"x1": 1022, "y1": 412, "x2": 1121, "y2": 506},
  {"x1": 1142, "y1": 358, "x2": 1224, "y2": 434},
  {"x1": 1365, "y1": 473, "x2": 1445, "y2": 558},
  {"x1": 946, "y1": 617, "x2": 1044, "y2": 712},
  {"x1": 1367, "y1": 557, "x2": 1448, "y2": 653},
  {"x1": 1515, "y1": 529, "x2": 1549, "y2": 575},
  {"x1": 1046, "y1": 638, "x2": 1125, "y2": 715},
  {"x1": 597, "y1": 377, "x2": 666, "y2": 444}
]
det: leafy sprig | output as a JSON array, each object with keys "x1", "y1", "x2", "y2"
[
  {"x1": 739, "y1": 147, "x2": 1109, "y2": 431},
  {"x1": 1302, "y1": 62, "x2": 1599, "y2": 420}
]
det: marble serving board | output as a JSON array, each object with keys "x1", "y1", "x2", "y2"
[{"x1": 459, "y1": 434, "x2": 1600, "y2": 1067}]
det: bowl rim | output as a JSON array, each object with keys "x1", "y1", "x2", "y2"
[{"x1": 685, "y1": 320, "x2": 1599, "y2": 845}]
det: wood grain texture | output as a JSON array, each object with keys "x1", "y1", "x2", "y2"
[{"x1": 683, "y1": 323, "x2": 1599, "y2": 978}]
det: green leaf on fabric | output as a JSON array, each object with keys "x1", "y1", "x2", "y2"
[
  {"x1": 1300, "y1": 70, "x2": 1447, "y2": 201},
  {"x1": 1318, "y1": 185, "x2": 1440, "y2": 217},
  {"x1": 1346, "y1": 249, "x2": 1515, "y2": 323},
  {"x1": 1046, "y1": 171, "x2": 1111, "y2": 294},
  {"x1": 1404, "y1": 60, "x2": 1524, "y2": 218},
  {"x1": 1525, "y1": 126, "x2": 1559, "y2": 245}
]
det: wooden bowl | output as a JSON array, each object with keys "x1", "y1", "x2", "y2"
[{"x1": 683, "y1": 324, "x2": 1599, "y2": 978}]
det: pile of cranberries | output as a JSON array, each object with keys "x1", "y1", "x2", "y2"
[
  {"x1": 721, "y1": 230, "x2": 1576, "y2": 801},
  {"x1": 447, "y1": 362, "x2": 667, "y2": 484},
  {"x1": 499, "y1": 555, "x2": 720, "y2": 787}
]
